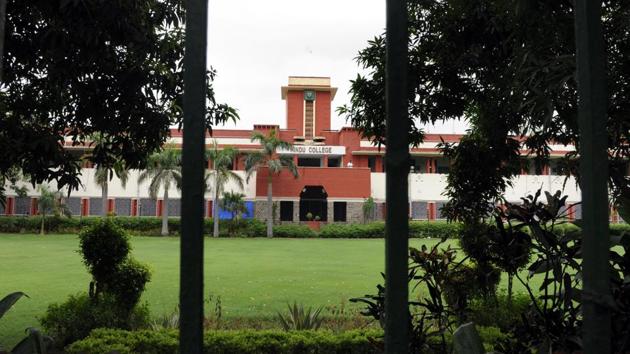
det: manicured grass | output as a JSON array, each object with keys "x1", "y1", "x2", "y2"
[{"x1": 0, "y1": 234, "x2": 532, "y2": 347}]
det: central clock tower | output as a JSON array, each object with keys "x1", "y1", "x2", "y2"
[{"x1": 281, "y1": 76, "x2": 337, "y2": 145}]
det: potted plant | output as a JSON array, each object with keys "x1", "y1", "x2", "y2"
[{"x1": 305, "y1": 213, "x2": 321, "y2": 231}]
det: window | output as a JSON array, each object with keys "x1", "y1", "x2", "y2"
[
  {"x1": 327, "y1": 157, "x2": 341, "y2": 167},
  {"x1": 368, "y1": 156, "x2": 376, "y2": 172},
  {"x1": 436, "y1": 158, "x2": 450, "y2": 174},
  {"x1": 280, "y1": 201, "x2": 294, "y2": 221},
  {"x1": 298, "y1": 157, "x2": 321, "y2": 167},
  {"x1": 333, "y1": 202, "x2": 347, "y2": 222}
]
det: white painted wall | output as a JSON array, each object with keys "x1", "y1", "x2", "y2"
[
  {"x1": 370, "y1": 172, "x2": 581, "y2": 202},
  {"x1": 4, "y1": 169, "x2": 258, "y2": 200}
]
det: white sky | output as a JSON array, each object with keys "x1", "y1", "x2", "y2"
[{"x1": 207, "y1": 0, "x2": 466, "y2": 134}]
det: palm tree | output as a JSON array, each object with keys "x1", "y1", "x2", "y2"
[
  {"x1": 94, "y1": 161, "x2": 129, "y2": 216},
  {"x1": 87, "y1": 133, "x2": 130, "y2": 216},
  {"x1": 37, "y1": 185, "x2": 70, "y2": 235},
  {"x1": 206, "y1": 141, "x2": 244, "y2": 237},
  {"x1": 245, "y1": 130, "x2": 298, "y2": 237},
  {"x1": 220, "y1": 191, "x2": 247, "y2": 237},
  {"x1": 138, "y1": 148, "x2": 182, "y2": 236}
]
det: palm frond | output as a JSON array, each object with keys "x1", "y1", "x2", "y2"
[
  {"x1": 280, "y1": 155, "x2": 299, "y2": 178},
  {"x1": 244, "y1": 152, "x2": 265, "y2": 180}
]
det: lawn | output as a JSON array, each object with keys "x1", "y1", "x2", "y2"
[{"x1": 0, "y1": 234, "x2": 530, "y2": 347}]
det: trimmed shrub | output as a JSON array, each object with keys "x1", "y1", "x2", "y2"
[
  {"x1": 66, "y1": 327, "x2": 509, "y2": 354},
  {"x1": 273, "y1": 224, "x2": 317, "y2": 238},
  {"x1": 78, "y1": 219, "x2": 131, "y2": 286},
  {"x1": 40, "y1": 293, "x2": 150, "y2": 348},
  {"x1": 66, "y1": 328, "x2": 380, "y2": 354}
]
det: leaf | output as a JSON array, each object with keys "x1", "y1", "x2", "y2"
[
  {"x1": 528, "y1": 259, "x2": 553, "y2": 277},
  {"x1": 0, "y1": 292, "x2": 28, "y2": 320}
]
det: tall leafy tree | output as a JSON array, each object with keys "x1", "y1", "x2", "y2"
[
  {"x1": 245, "y1": 130, "x2": 298, "y2": 238},
  {"x1": 206, "y1": 141, "x2": 244, "y2": 237},
  {"x1": 0, "y1": 0, "x2": 238, "y2": 204},
  {"x1": 138, "y1": 148, "x2": 182, "y2": 236},
  {"x1": 340, "y1": 0, "x2": 630, "y2": 221}
]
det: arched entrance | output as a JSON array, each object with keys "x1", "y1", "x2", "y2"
[{"x1": 299, "y1": 186, "x2": 327, "y2": 221}]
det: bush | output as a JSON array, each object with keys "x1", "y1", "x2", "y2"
[
  {"x1": 273, "y1": 224, "x2": 317, "y2": 238},
  {"x1": 320, "y1": 221, "x2": 461, "y2": 239},
  {"x1": 66, "y1": 328, "x2": 381, "y2": 354},
  {"x1": 78, "y1": 219, "x2": 131, "y2": 286},
  {"x1": 108, "y1": 258, "x2": 152, "y2": 312},
  {"x1": 468, "y1": 292, "x2": 533, "y2": 331},
  {"x1": 40, "y1": 293, "x2": 150, "y2": 348},
  {"x1": 319, "y1": 223, "x2": 384, "y2": 238}
]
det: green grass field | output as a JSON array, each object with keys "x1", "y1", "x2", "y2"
[{"x1": 0, "y1": 234, "x2": 532, "y2": 347}]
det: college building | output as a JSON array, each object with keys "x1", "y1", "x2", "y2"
[{"x1": 2, "y1": 76, "x2": 621, "y2": 224}]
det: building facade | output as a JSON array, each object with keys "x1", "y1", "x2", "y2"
[{"x1": 3, "y1": 76, "x2": 617, "y2": 223}]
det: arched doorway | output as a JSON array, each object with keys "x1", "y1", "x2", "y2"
[{"x1": 299, "y1": 186, "x2": 327, "y2": 221}]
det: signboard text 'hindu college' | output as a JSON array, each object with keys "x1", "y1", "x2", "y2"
[{"x1": 279, "y1": 145, "x2": 346, "y2": 155}]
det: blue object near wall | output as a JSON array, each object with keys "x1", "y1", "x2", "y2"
[{"x1": 218, "y1": 201, "x2": 254, "y2": 220}]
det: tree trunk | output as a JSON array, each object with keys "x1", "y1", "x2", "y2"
[
  {"x1": 507, "y1": 273, "x2": 513, "y2": 307},
  {"x1": 213, "y1": 175, "x2": 219, "y2": 237},
  {"x1": 40, "y1": 213, "x2": 45, "y2": 236},
  {"x1": 0, "y1": 0, "x2": 7, "y2": 81},
  {"x1": 267, "y1": 175, "x2": 273, "y2": 238},
  {"x1": 101, "y1": 180, "x2": 108, "y2": 217},
  {"x1": 161, "y1": 188, "x2": 169, "y2": 236}
]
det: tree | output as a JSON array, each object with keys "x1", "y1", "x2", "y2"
[
  {"x1": 220, "y1": 192, "x2": 247, "y2": 237},
  {"x1": 138, "y1": 148, "x2": 182, "y2": 236},
  {"x1": 339, "y1": 0, "x2": 630, "y2": 221},
  {"x1": 245, "y1": 130, "x2": 298, "y2": 238},
  {"x1": 37, "y1": 185, "x2": 70, "y2": 235},
  {"x1": 362, "y1": 197, "x2": 376, "y2": 224},
  {"x1": 206, "y1": 142, "x2": 244, "y2": 237},
  {"x1": 0, "y1": 0, "x2": 238, "y2": 205},
  {"x1": 94, "y1": 161, "x2": 130, "y2": 217}
]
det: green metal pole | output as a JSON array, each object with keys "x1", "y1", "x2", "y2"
[
  {"x1": 574, "y1": 1, "x2": 611, "y2": 353},
  {"x1": 385, "y1": 0, "x2": 409, "y2": 353},
  {"x1": 180, "y1": 0, "x2": 207, "y2": 352}
]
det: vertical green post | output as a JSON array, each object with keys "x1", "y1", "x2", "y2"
[
  {"x1": 574, "y1": 1, "x2": 611, "y2": 353},
  {"x1": 180, "y1": 0, "x2": 208, "y2": 352},
  {"x1": 385, "y1": 0, "x2": 409, "y2": 353}
]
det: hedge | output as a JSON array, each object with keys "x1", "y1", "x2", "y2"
[
  {"x1": 0, "y1": 215, "x2": 627, "y2": 239},
  {"x1": 66, "y1": 326, "x2": 508, "y2": 354},
  {"x1": 319, "y1": 221, "x2": 463, "y2": 239},
  {"x1": 66, "y1": 329, "x2": 381, "y2": 354},
  {"x1": 0, "y1": 216, "x2": 266, "y2": 237}
]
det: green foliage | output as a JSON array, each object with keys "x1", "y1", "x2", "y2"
[
  {"x1": 320, "y1": 221, "x2": 461, "y2": 239},
  {"x1": 1, "y1": 292, "x2": 54, "y2": 353},
  {"x1": 468, "y1": 293, "x2": 533, "y2": 332},
  {"x1": 245, "y1": 130, "x2": 298, "y2": 237},
  {"x1": 0, "y1": 292, "x2": 27, "y2": 320},
  {"x1": 66, "y1": 328, "x2": 380, "y2": 354},
  {"x1": 442, "y1": 263, "x2": 501, "y2": 320},
  {"x1": 2, "y1": 1, "x2": 237, "y2": 202},
  {"x1": 319, "y1": 223, "x2": 384, "y2": 238},
  {"x1": 54, "y1": 219, "x2": 153, "y2": 347},
  {"x1": 272, "y1": 224, "x2": 317, "y2": 238},
  {"x1": 361, "y1": 197, "x2": 376, "y2": 223},
  {"x1": 107, "y1": 258, "x2": 151, "y2": 312},
  {"x1": 78, "y1": 219, "x2": 131, "y2": 290},
  {"x1": 341, "y1": 0, "x2": 630, "y2": 217},
  {"x1": 277, "y1": 303, "x2": 324, "y2": 331},
  {"x1": 78, "y1": 220, "x2": 150, "y2": 309},
  {"x1": 40, "y1": 293, "x2": 149, "y2": 348}
]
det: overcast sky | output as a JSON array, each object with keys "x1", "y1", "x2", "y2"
[{"x1": 207, "y1": 0, "x2": 466, "y2": 134}]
